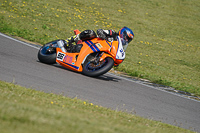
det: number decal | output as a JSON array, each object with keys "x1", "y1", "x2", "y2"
[
  {"x1": 116, "y1": 36, "x2": 125, "y2": 59},
  {"x1": 57, "y1": 52, "x2": 65, "y2": 61},
  {"x1": 63, "y1": 55, "x2": 73, "y2": 64},
  {"x1": 120, "y1": 49, "x2": 125, "y2": 57},
  {"x1": 96, "y1": 43, "x2": 102, "y2": 49},
  {"x1": 57, "y1": 52, "x2": 73, "y2": 64}
]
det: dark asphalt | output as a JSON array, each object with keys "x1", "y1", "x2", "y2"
[{"x1": 0, "y1": 33, "x2": 199, "y2": 132}]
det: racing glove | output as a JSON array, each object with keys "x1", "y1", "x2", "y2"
[
  {"x1": 97, "y1": 29, "x2": 107, "y2": 40},
  {"x1": 97, "y1": 29, "x2": 118, "y2": 41}
]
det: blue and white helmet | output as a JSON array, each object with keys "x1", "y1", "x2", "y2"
[{"x1": 118, "y1": 27, "x2": 134, "y2": 50}]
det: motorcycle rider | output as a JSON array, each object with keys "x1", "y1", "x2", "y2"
[{"x1": 65, "y1": 26, "x2": 134, "y2": 52}]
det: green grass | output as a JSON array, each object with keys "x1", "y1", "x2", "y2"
[
  {"x1": 0, "y1": 0, "x2": 199, "y2": 97},
  {"x1": 0, "y1": 80, "x2": 193, "y2": 133}
]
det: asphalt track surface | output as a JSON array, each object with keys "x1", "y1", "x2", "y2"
[{"x1": 0, "y1": 33, "x2": 200, "y2": 132}]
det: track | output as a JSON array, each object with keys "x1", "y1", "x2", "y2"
[{"x1": 0, "y1": 33, "x2": 199, "y2": 132}]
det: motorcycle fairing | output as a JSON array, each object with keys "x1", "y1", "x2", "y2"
[
  {"x1": 85, "y1": 40, "x2": 101, "y2": 52},
  {"x1": 56, "y1": 49, "x2": 82, "y2": 71},
  {"x1": 115, "y1": 36, "x2": 125, "y2": 60},
  {"x1": 56, "y1": 37, "x2": 125, "y2": 72}
]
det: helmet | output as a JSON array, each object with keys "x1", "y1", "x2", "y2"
[{"x1": 118, "y1": 27, "x2": 134, "y2": 51}]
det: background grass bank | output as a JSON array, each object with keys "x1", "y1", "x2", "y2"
[
  {"x1": 0, "y1": 0, "x2": 199, "y2": 96},
  {"x1": 0, "y1": 80, "x2": 194, "y2": 133}
]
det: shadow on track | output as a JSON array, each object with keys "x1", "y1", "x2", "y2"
[
  {"x1": 37, "y1": 61, "x2": 121, "y2": 82},
  {"x1": 93, "y1": 75, "x2": 120, "y2": 82}
]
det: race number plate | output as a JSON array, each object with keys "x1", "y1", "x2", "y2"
[{"x1": 56, "y1": 52, "x2": 65, "y2": 61}]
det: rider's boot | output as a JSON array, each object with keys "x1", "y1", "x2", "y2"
[
  {"x1": 65, "y1": 35, "x2": 80, "y2": 46},
  {"x1": 65, "y1": 34, "x2": 80, "y2": 52}
]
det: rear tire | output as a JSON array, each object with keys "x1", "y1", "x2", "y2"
[
  {"x1": 82, "y1": 56, "x2": 114, "y2": 77},
  {"x1": 38, "y1": 41, "x2": 58, "y2": 64}
]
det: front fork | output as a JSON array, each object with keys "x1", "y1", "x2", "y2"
[
  {"x1": 99, "y1": 52, "x2": 113, "y2": 62},
  {"x1": 88, "y1": 52, "x2": 105, "y2": 65},
  {"x1": 82, "y1": 52, "x2": 113, "y2": 66},
  {"x1": 100, "y1": 52, "x2": 123, "y2": 67},
  {"x1": 93, "y1": 52, "x2": 114, "y2": 64},
  {"x1": 94, "y1": 52, "x2": 104, "y2": 64}
]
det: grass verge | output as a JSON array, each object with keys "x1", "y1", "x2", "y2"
[
  {"x1": 0, "y1": 0, "x2": 199, "y2": 96},
  {"x1": 0, "y1": 80, "x2": 194, "y2": 133}
]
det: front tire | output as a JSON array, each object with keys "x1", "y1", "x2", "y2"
[{"x1": 82, "y1": 56, "x2": 114, "y2": 77}]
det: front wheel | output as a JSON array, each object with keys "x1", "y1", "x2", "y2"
[{"x1": 82, "y1": 57, "x2": 114, "y2": 77}]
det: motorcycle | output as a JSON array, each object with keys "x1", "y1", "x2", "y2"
[{"x1": 38, "y1": 29, "x2": 125, "y2": 77}]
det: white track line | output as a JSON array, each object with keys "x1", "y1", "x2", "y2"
[
  {"x1": 1, "y1": 32, "x2": 199, "y2": 103},
  {"x1": 0, "y1": 32, "x2": 40, "y2": 49},
  {"x1": 107, "y1": 73, "x2": 200, "y2": 103}
]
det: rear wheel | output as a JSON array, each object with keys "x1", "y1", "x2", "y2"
[
  {"x1": 38, "y1": 40, "x2": 59, "y2": 64},
  {"x1": 82, "y1": 54, "x2": 114, "y2": 77}
]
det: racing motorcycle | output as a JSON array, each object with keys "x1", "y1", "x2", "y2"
[{"x1": 38, "y1": 29, "x2": 125, "y2": 77}]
